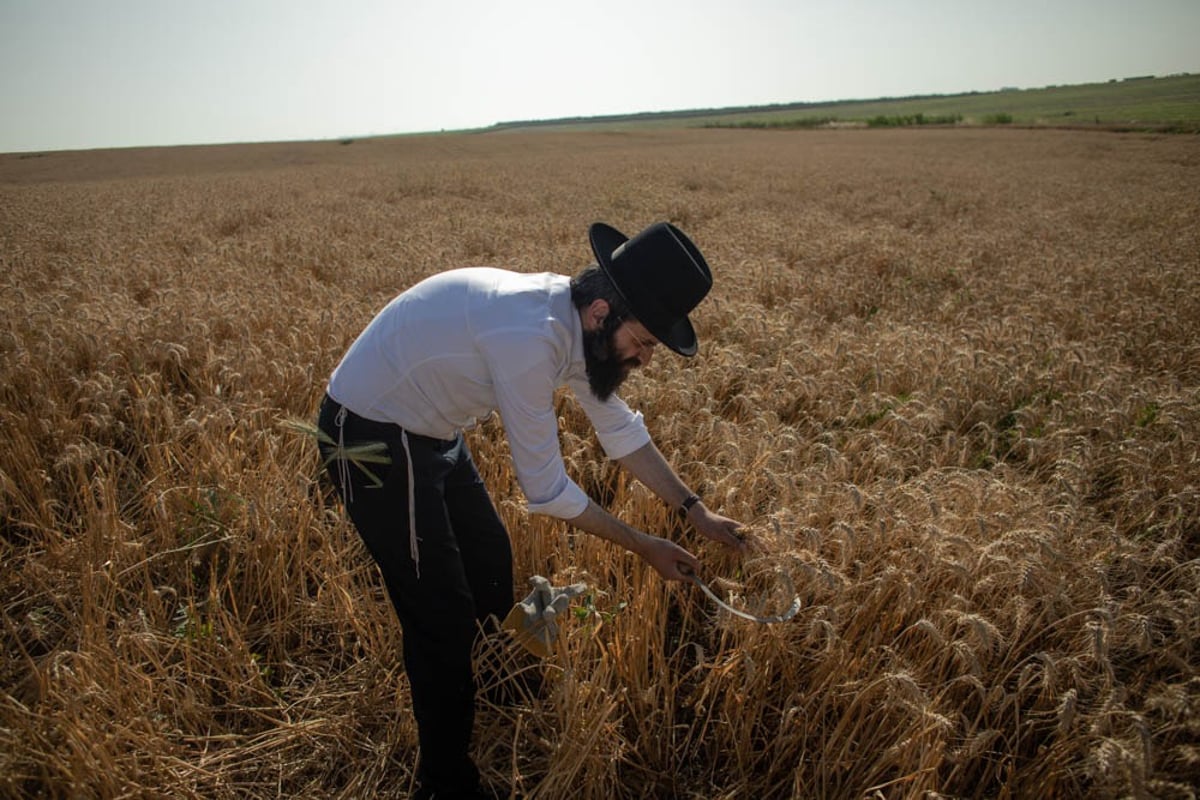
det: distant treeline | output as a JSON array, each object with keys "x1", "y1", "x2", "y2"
[
  {"x1": 487, "y1": 73, "x2": 1196, "y2": 133},
  {"x1": 711, "y1": 113, "x2": 996, "y2": 130},
  {"x1": 489, "y1": 92, "x2": 1015, "y2": 131}
]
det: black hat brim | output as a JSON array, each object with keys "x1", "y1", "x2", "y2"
[{"x1": 588, "y1": 222, "x2": 699, "y2": 357}]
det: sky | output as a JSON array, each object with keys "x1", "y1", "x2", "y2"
[{"x1": 1, "y1": 0, "x2": 1197, "y2": 153}]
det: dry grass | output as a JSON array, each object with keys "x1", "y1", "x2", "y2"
[{"x1": 2, "y1": 127, "x2": 1198, "y2": 799}]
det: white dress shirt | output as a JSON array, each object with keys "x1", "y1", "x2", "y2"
[{"x1": 326, "y1": 267, "x2": 651, "y2": 519}]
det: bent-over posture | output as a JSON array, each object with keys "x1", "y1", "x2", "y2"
[{"x1": 316, "y1": 221, "x2": 743, "y2": 800}]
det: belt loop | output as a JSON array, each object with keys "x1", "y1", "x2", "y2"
[{"x1": 399, "y1": 429, "x2": 420, "y2": 579}]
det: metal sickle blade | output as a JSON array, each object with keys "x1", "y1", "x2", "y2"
[{"x1": 683, "y1": 564, "x2": 801, "y2": 624}]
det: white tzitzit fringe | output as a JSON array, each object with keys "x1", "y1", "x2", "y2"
[
  {"x1": 399, "y1": 430, "x2": 419, "y2": 579},
  {"x1": 334, "y1": 407, "x2": 353, "y2": 505},
  {"x1": 326, "y1": 407, "x2": 419, "y2": 579}
]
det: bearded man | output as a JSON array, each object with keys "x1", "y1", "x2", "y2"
[{"x1": 316, "y1": 221, "x2": 744, "y2": 799}]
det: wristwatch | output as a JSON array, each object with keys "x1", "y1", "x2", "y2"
[{"x1": 680, "y1": 494, "x2": 702, "y2": 514}]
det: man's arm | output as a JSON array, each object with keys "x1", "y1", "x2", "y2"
[
  {"x1": 567, "y1": 499, "x2": 699, "y2": 582},
  {"x1": 615, "y1": 441, "x2": 747, "y2": 551}
]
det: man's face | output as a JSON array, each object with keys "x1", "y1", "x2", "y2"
[{"x1": 582, "y1": 315, "x2": 659, "y2": 401}]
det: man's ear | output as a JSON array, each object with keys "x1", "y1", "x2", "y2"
[{"x1": 581, "y1": 299, "x2": 610, "y2": 332}]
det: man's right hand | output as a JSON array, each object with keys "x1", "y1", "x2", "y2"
[{"x1": 638, "y1": 534, "x2": 700, "y2": 582}]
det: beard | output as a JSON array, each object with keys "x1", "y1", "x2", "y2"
[{"x1": 582, "y1": 317, "x2": 641, "y2": 402}]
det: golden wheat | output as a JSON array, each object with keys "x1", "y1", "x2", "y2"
[{"x1": 2, "y1": 127, "x2": 1198, "y2": 799}]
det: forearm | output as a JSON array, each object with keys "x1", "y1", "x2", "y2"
[
  {"x1": 615, "y1": 441, "x2": 747, "y2": 552},
  {"x1": 566, "y1": 497, "x2": 699, "y2": 580},
  {"x1": 615, "y1": 441, "x2": 697, "y2": 512},
  {"x1": 566, "y1": 498, "x2": 651, "y2": 558}
]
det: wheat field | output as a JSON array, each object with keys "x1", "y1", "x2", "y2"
[{"x1": 1, "y1": 127, "x2": 1198, "y2": 799}]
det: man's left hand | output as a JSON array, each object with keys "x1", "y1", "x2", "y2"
[{"x1": 688, "y1": 503, "x2": 748, "y2": 553}]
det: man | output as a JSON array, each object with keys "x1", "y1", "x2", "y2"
[{"x1": 316, "y1": 221, "x2": 744, "y2": 799}]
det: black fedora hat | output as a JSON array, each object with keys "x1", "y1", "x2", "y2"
[{"x1": 588, "y1": 221, "x2": 713, "y2": 357}]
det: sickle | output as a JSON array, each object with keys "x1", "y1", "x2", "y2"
[{"x1": 679, "y1": 563, "x2": 801, "y2": 624}]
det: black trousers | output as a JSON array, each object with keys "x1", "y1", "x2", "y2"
[{"x1": 317, "y1": 394, "x2": 514, "y2": 794}]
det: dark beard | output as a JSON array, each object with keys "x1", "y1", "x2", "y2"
[{"x1": 582, "y1": 318, "x2": 640, "y2": 402}]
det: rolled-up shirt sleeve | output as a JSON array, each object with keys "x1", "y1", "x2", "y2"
[
  {"x1": 567, "y1": 374, "x2": 651, "y2": 460},
  {"x1": 488, "y1": 341, "x2": 591, "y2": 520},
  {"x1": 480, "y1": 306, "x2": 651, "y2": 520}
]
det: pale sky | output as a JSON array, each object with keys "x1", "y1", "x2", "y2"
[{"x1": 1, "y1": 0, "x2": 1197, "y2": 153}]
